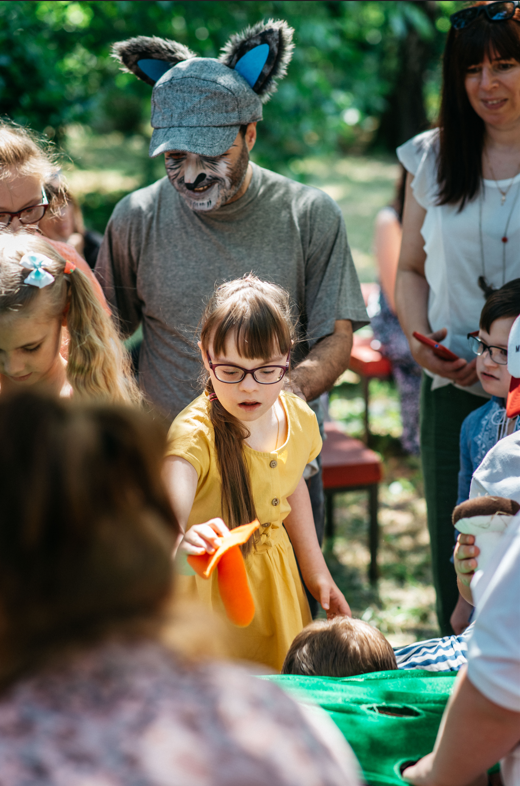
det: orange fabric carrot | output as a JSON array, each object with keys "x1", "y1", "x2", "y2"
[{"x1": 187, "y1": 520, "x2": 259, "y2": 627}]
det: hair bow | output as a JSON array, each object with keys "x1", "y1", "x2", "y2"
[{"x1": 20, "y1": 253, "x2": 55, "y2": 289}]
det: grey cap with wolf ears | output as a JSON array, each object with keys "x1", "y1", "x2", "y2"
[{"x1": 112, "y1": 20, "x2": 295, "y2": 157}]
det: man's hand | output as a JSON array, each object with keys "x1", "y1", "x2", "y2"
[{"x1": 290, "y1": 319, "x2": 353, "y2": 402}]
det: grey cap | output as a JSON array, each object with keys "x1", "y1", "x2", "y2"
[{"x1": 149, "y1": 58, "x2": 263, "y2": 157}]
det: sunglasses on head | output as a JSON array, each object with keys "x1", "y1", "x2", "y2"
[{"x1": 450, "y1": 1, "x2": 520, "y2": 30}]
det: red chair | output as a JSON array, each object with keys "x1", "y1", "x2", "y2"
[
  {"x1": 322, "y1": 421, "x2": 383, "y2": 584},
  {"x1": 350, "y1": 283, "x2": 392, "y2": 443}
]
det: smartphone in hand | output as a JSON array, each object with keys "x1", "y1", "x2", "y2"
[{"x1": 412, "y1": 331, "x2": 460, "y2": 362}]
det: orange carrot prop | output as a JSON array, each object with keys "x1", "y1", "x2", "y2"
[{"x1": 187, "y1": 520, "x2": 260, "y2": 627}]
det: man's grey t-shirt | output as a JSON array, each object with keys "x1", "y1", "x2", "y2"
[{"x1": 95, "y1": 163, "x2": 368, "y2": 419}]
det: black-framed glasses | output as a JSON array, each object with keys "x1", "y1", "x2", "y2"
[
  {"x1": 0, "y1": 187, "x2": 49, "y2": 228},
  {"x1": 207, "y1": 352, "x2": 290, "y2": 384},
  {"x1": 467, "y1": 332, "x2": 508, "y2": 364},
  {"x1": 450, "y1": 1, "x2": 520, "y2": 29}
]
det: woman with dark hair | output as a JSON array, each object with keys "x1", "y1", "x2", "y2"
[
  {"x1": 0, "y1": 392, "x2": 358, "y2": 785},
  {"x1": 395, "y1": 1, "x2": 520, "y2": 636}
]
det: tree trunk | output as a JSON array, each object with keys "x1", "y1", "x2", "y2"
[{"x1": 375, "y1": 1, "x2": 438, "y2": 150}]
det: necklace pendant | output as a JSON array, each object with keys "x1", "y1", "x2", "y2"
[
  {"x1": 501, "y1": 194, "x2": 506, "y2": 205},
  {"x1": 502, "y1": 236, "x2": 508, "y2": 243}
]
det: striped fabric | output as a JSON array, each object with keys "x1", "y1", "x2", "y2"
[{"x1": 394, "y1": 623, "x2": 474, "y2": 672}]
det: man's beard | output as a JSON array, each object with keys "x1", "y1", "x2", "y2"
[{"x1": 165, "y1": 142, "x2": 249, "y2": 213}]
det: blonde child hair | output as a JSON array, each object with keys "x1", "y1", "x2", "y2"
[
  {"x1": 0, "y1": 119, "x2": 66, "y2": 215},
  {"x1": 0, "y1": 232, "x2": 140, "y2": 405}
]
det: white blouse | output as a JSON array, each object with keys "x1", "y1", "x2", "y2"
[{"x1": 397, "y1": 129, "x2": 520, "y2": 396}]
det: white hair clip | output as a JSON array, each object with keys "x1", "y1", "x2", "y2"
[{"x1": 20, "y1": 252, "x2": 55, "y2": 289}]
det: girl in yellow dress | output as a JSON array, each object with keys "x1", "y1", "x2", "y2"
[{"x1": 164, "y1": 276, "x2": 350, "y2": 671}]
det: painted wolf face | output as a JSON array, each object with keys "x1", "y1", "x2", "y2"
[{"x1": 164, "y1": 131, "x2": 249, "y2": 212}]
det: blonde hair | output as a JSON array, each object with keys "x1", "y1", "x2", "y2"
[
  {"x1": 0, "y1": 232, "x2": 140, "y2": 405},
  {"x1": 281, "y1": 617, "x2": 397, "y2": 678},
  {"x1": 199, "y1": 275, "x2": 295, "y2": 555},
  {"x1": 0, "y1": 119, "x2": 65, "y2": 213}
]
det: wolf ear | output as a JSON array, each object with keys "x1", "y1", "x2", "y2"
[
  {"x1": 219, "y1": 19, "x2": 294, "y2": 102},
  {"x1": 111, "y1": 36, "x2": 197, "y2": 87}
]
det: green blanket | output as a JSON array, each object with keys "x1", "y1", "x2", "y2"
[{"x1": 262, "y1": 670, "x2": 457, "y2": 786}]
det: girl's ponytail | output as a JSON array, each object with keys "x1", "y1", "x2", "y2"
[
  {"x1": 66, "y1": 268, "x2": 141, "y2": 405},
  {"x1": 200, "y1": 275, "x2": 295, "y2": 556},
  {"x1": 206, "y1": 378, "x2": 257, "y2": 556}
]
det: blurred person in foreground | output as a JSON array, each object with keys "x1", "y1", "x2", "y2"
[{"x1": 0, "y1": 390, "x2": 359, "y2": 786}]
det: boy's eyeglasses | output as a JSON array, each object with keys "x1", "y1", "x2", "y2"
[
  {"x1": 207, "y1": 352, "x2": 290, "y2": 384},
  {"x1": 467, "y1": 332, "x2": 508, "y2": 364},
  {"x1": 450, "y1": 1, "x2": 520, "y2": 30},
  {"x1": 0, "y1": 187, "x2": 49, "y2": 228}
]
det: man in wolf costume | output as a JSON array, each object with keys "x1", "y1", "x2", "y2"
[{"x1": 95, "y1": 20, "x2": 368, "y2": 574}]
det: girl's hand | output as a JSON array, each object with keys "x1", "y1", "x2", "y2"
[
  {"x1": 180, "y1": 517, "x2": 229, "y2": 556},
  {"x1": 454, "y1": 533, "x2": 480, "y2": 588},
  {"x1": 307, "y1": 573, "x2": 352, "y2": 618}
]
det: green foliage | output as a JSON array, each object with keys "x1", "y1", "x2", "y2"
[{"x1": 1, "y1": 0, "x2": 463, "y2": 165}]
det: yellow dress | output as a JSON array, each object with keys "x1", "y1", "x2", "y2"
[{"x1": 166, "y1": 390, "x2": 322, "y2": 671}]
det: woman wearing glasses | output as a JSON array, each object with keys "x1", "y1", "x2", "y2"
[
  {"x1": 0, "y1": 119, "x2": 106, "y2": 309},
  {"x1": 395, "y1": 1, "x2": 520, "y2": 636},
  {"x1": 164, "y1": 276, "x2": 350, "y2": 672}
]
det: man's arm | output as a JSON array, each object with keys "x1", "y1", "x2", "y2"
[
  {"x1": 403, "y1": 667, "x2": 520, "y2": 786},
  {"x1": 290, "y1": 319, "x2": 353, "y2": 402}
]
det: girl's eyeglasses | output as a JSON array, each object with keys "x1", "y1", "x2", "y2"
[
  {"x1": 450, "y1": 1, "x2": 520, "y2": 30},
  {"x1": 467, "y1": 332, "x2": 508, "y2": 365},
  {"x1": 0, "y1": 187, "x2": 49, "y2": 228},
  {"x1": 207, "y1": 352, "x2": 290, "y2": 384}
]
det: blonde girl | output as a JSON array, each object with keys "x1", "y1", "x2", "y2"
[
  {"x1": 0, "y1": 119, "x2": 107, "y2": 309},
  {"x1": 0, "y1": 232, "x2": 139, "y2": 403},
  {"x1": 164, "y1": 276, "x2": 350, "y2": 671}
]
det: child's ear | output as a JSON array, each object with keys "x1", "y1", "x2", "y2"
[{"x1": 61, "y1": 303, "x2": 70, "y2": 327}]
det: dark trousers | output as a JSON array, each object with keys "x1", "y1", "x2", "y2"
[
  {"x1": 304, "y1": 455, "x2": 324, "y2": 618},
  {"x1": 420, "y1": 375, "x2": 484, "y2": 635}
]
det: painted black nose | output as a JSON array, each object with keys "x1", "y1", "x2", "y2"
[{"x1": 185, "y1": 173, "x2": 207, "y2": 191}]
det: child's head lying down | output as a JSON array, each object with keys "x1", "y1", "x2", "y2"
[{"x1": 281, "y1": 617, "x2": 397, "y2": 678}]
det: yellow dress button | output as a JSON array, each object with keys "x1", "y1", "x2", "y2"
[
  {"x1": 269, "y1": 459, "x2": 278, "y2": 468},
  {"x1": 271, "y1": 497, "x2": 280, "y2": 506}
]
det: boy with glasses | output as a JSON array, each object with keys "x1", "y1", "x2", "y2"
[{"x1": 451, "y1": 278, "x2": 520, "y2": 632}]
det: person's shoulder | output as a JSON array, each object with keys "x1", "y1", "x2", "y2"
[
  {"x1": 462, "y1": 397, "x2": 497, "y2": 432},
  {"x1": 282, "y1": 390, "x2": 318, "y2": 423},
  {"x1": 398, "y1": 128, "x2": 439, "y2": 157},
  {"x1": 255, "y1": 164, "x2": 342, "y2": 219},
  {"x1": 397, "y1": 128, "x2": 439, "y2": 180},
  {"x1": 111, "y1": 177, "x2": 170, "y2": 222},
  {"x1": 168, "y1": 395, "x2": 213, "y2": 442}
]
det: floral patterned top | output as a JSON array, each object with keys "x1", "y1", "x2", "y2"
[
  {"x1": 457, "y1": 396, "x2": 520, "y2": 505},
  {"x1": 0, "y1": 640, "x2": 358, "y2": 786}
]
